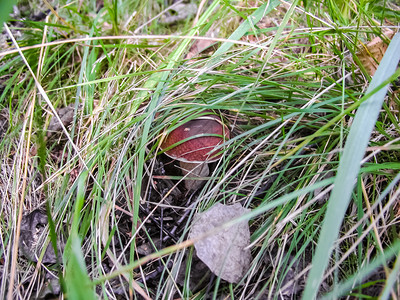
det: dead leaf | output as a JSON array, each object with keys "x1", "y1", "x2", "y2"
[
  {"x1": 160, "y1": 3, "x2": 198, "y2": 25},
  {"x1": 185, "y1": 37, "x2": 217, "y2": 60},
  {"x1": 47, "y1": 103, "x2": 80, "y2": 138},
  {"x1": 19, "y1": 210, "x2": 63, "y2": 264},
  {"x1": 37, "y1": 277, "x2": 61, "y2": 300},
  {"x1": 137, "y1": 238, "x2": 163, "y2": 256},
  {"x1": 189, "y1": 203, "x2": 252, "y2": 283},
  {"x1": 176, "y1": 250, "x2": 212, "y2": 291},
  {"x1": 357, "y1": 30, "x2": 395, "y2": 76}
]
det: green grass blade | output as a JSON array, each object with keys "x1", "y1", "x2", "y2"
[
  {"x1": 64, "y1": 236, "x2": 97, "y2": 300},
  {"x1": 320, "y1": 239, "x2": 400, "y2": 299},
  {"x1": 130, "y1": 0, "x2": 221, "y2": 275},
  {"x1": 302, "y1": 32, "x2": 400, "y2": 299},
  {"x1": 380, "y1": 248, "x2": 400, "y2": 299},
  {"x1": 92, "y1": 177, "x2": 334, "y2": 284},
  {"x1": 64, "y1": 235, "x2": 96, "y2": 300},
  {"x1": 210, "y1": 0, "x2": 281, "y2": 60},
  {"x1": 131, "y1": 0, "x2": 280, "y2": 243},
  {"x1": 0, "y1": 0, "x2": 14, "y2": 30},
  {"x1": 64, "y1": 171, "x2": 96, "y2": 300}
]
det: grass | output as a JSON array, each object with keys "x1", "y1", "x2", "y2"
[{"x1": 1, "y1": 0, "x2": 400, "y2": 299}]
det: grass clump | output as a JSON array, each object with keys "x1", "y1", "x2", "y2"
[{"x1": 0, "y1": 0, "x2": 399, "y2": 299}]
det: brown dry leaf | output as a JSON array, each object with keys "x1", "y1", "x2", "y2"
[
  {"x1": 46, "y1": 103, "x2": 80, "y2": 138},
  {"x1": 185, "y1": 38, "x2": 217, "y2": 60},
  {"x1": 185, "y1": 26, "x2": 219, "y2": 60},
  {"x1": 189, "y1": 203, "x2": 251, "y2": 283},
  {"x1": 357, "y1": 30, "x2": 395, "y2": 76},
  {"x1": 19, "y1": 210, "x2": 64, "y2": 264}
]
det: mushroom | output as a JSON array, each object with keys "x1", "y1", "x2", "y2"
[{"x1": 160, "y1": 114, "x2": 229, "y2": 191}]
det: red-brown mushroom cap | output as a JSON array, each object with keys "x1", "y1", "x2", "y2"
[{"x1": 160, "y1": 115, "x2": 230, "y2": 163}]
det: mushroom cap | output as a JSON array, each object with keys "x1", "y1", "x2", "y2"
[{"x1": 160, "y1": 115, "x2": 229, "y2": 163}]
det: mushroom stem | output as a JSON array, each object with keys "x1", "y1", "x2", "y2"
[{"x1": 179, "y1": 161, "x2": 209, "y2": 191}]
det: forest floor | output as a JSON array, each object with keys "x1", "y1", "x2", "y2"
[{"x1": 1, "y1": 0, "x2": 400, "y2": 299}]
